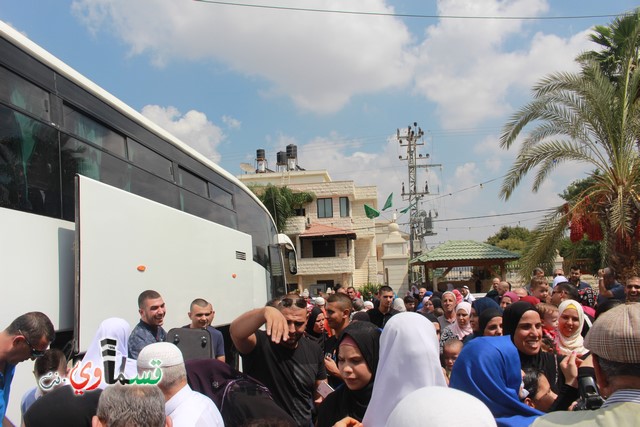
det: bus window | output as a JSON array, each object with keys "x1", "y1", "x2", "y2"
[
  {"x1": 179, "y1": 189, "x2": 237, "y2": 229},
  {"x1": 235, "y1": 190, "x2": 275, "y2": 269},
  {"x1": 62, "y1": 104, "x2": 126, "y2": 158},
  {"x1": 60, "y1": 136, "x2": 132, "y2": 220},
  {"x1": 209, "y1": 182, "x2": 234, "y2": 210},
  {"x1": 178, "y1": 167, "x2": 208, "y2": 198},
  {"x1": 129, "y1": 166, "x2": 179, "y2": 210},
  {"x1": 0, "y1": 104, "x2": 59, "y2": 217},
  {"x1": 128, "y1": 139, "x2": 173, "y2": 180},
  {"x1": 0, "y1": 66, "x2": 50, "y2": 122}
]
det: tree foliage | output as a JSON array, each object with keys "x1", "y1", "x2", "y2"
[
  {"x1": 249, "y1": 184, "x2": 314, "y2": 233},
  {"x1": 499, "y1": 10, "x2": 640, "y2": 279},
  {"x1": 486, "y1": 226, "x2": 532, "y2": 247}
]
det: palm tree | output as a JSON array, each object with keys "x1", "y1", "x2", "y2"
[
  {"x1": 499, "y1": 25, "x2": 640, "y2": 277},
  {"x1": 250, "y1": 184, "x2": 314, "y2": 233},
  {"x1": 577, "y1": 9, "x2": 640, "y2": 83}
]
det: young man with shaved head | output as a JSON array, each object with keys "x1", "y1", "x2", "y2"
[{"x1": 183, "y1": 298, "x2": 225, "y2": 362}]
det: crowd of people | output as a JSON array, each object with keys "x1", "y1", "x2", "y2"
[{"x1": 0, "y1": 266, "x2": 638, "y2": 427}]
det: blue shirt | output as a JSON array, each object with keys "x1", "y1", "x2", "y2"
[
  {"x1": 20, "y1": 387, "x2": 39, "y2": 422},
  {"x1": 0, "y1": 364, "x2": 16, "y2": 420},
  {"x1": 597, "y1": 282, "x2": 625, "y2": 306},
  {"x1": 128, "y1": 320, "x2": 167, "y2": 359}
]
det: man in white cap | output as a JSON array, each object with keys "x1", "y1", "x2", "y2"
[
  {"x1": 460, "y1": 285, "x2": 475, "y2": 303},
  {"x1": 532, "y1": 303, "x2": 640, "y2": 426},
  {"x1": 137, "y1": 342, "x2": 223, "y2": 426}
]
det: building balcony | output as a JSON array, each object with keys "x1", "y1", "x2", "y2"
[{"x1": 297, "y1": 255, "x2": 354, "y2": 275}]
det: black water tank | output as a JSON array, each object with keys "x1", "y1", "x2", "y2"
[
  {"x1": 286, "y1": 144, "x2": 297, "y2": 159},
  {"x1": 276, "y1": 151, "x2": 287, "y2": 165},
  {"x1": 256, "y1": 149, "x2": 265, "y2": 160}
]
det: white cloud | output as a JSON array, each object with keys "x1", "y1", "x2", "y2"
[
  {"x1": 71, "y1": 0, "x2": 416, "y2": 114},
  {"x1": 222, "y1": 115, "x2": 241, "y2": 130},
  {"x1": 413, "y1": 0, "x2": 592, "y2": 128},
  {"x1": 140, "y1": 105, "x2": 224, "y2": 162}
]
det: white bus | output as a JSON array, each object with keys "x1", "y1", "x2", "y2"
[{"x1": 0, "y1": 20, "x2": 296, "y2": 422}]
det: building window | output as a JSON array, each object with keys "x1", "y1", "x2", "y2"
[
  {"x1": 339, "y1": 197, "x2": 349, "y2": 217},
  {"x1": 312, "y1": 240, "x2": 336, "y2": 257},
  {"x1": 317, "y1": 198, "x2": 333, "y2": 218}
]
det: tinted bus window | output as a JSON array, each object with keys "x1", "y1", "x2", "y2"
[
  {"x1": 128, "y1": 139, "x2": 173, "y2": 180},
  {"x1": 62, "y1": 104, "x2": 126, "y2": 158},
  {"x1": 180, "y1": 189, "x2": 237, "y2": 229},
  {"x1": 178, "y1": 167, "x2": 208, "y2": 198},
  {"x1": 0, "y1": 66, "x2": 51, "y2": 122},
  {"x1": 235, "y1": 190, "x2": 275, "y2": 270},
  {"x1": 60, "y1": 135, "x2": 132, "y2": 220},
  {"x1": 0, "y1": 104, "x2": 59, "y2": 217},
  {"x1": 209, "y1": 182, "x2": 234, "y2": 210},
  {"x1": 129, "y1": 166, "x2": 179, "y2": 211}
]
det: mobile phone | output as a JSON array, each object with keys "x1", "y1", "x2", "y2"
[{"x1": 316, "y1": 381, "x2": 334, "y2": 398}]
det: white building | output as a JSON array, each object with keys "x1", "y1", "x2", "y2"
[{"x1": 238, "y1": 166, "x2": 377, "y2": 295}]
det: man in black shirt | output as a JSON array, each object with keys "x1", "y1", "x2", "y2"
[
  {"x1": 230, "y1": 294, "x2": 327, "y2": 427},
  {"x1": 367, "y1": 285, "x2": 398, "y2": 328}
]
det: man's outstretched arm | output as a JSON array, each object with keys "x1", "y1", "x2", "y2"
[{"x1": 230, "y1": 306, "x2": 289, "y2": 354}]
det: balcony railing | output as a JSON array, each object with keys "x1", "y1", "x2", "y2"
[{"x1": 297, "y1": 256, "x2": 354, "y2": 275}]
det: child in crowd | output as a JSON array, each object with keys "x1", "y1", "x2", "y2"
[
  {"x1": 441, "y1": 339, "x2": 463, "y2": 385},
  {"x1": 522, "y1": 368, "x2": 558, "y2": 412},
  {"x1": 537, "y1": 303, "x2": 559, "y2": 353}
]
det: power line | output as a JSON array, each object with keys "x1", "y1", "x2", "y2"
[
  {"x1": 433, "y1": 208, "x2": 555, "y2": 223},
  {"x1": 428, "y1": 175, "x2": 504, "y2": 202},
  {"x1": 194, "y1": 0, "x2": 629, "y2": 20}
]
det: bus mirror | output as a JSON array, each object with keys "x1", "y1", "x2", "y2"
[{"x1": 288, "y1": 250, "x2": 297, "y2": 275}]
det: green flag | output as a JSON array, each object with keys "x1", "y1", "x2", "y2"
[
  {"x1": 364, "y1": 204, "x2": 380, "y2": 219},
  {"x1": 382, "y1": 193, "x2": 393, "y2": 211},
  {"x1": 400, "y1": 200, "x2": 417, "y2": 214}
]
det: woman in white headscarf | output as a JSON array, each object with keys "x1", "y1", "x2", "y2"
[
  {"x1": 81, "y1": 317, "x2": 138, "y2": 388},
  {"x1": 439, "y1": 301, "x2": 473, "y2": 352},
  {"x1": 391, "y1": 298, "x2": 407, "y2": 313},
  {"x1": 362, "y1": 312, "x2": 447, "y2": 427},
  {"x1": 386, "y1": 386, "x2": 496, "y2": 427},
  {"x1": 556, "y1": 300, "x2": 588, "y2": 356}
]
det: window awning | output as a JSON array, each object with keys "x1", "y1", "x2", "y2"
[{"x1": 300, "y1": 223, "x2": 356, "y2": 239}]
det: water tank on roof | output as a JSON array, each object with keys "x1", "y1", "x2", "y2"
[
  {"x1": 276, "y1": 151, "x2": 287, "y2": 166},
  {"x1": 286, "y1": 144, "x2": 297, "y2": 159},
  {"x1": 256, "y1": 149, "x2": 265, "y2": 160}
]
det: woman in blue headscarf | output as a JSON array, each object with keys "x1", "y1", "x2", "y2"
[{"x1": 449, "y1": 335, "x2": 543, "y2": 427}]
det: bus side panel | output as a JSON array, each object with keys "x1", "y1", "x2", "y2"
[
  {"x1": 0, "y1": 207, "x2": 75, "y2": 331},
  {"x1": 76, "y1": 176, "x2": 255, "y2": 353},
  {"x1": 0, "y1": 208, "x2": 75, "y2": 424}
]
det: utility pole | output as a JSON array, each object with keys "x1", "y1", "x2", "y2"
[{"x1": 398, "y1": 122, "x2": 441, "y2": 284}]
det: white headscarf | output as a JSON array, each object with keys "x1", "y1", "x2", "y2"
[
  {"x1": 363, "y1": 312, "x2": 447, "y2": 427},
  {"x1": 557, "y1": 300, "x2": 587, "y2": 355},
  {"x1": 81, "y1": 318, "x2": 138, "y2": 388},
  {"x1": 448, "y1": 302, "x2": 473, "y2": 340},
  {"x1": 386, "y1": 386, "x2": 497, "y2": 427},
  {"x1": 392, "y1": 298, "x2": 407, "y2": 312}
]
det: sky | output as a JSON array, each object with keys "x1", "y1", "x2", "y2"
[{"x1": 2, "y1": 0, "x2": 637, "y2": 247}]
